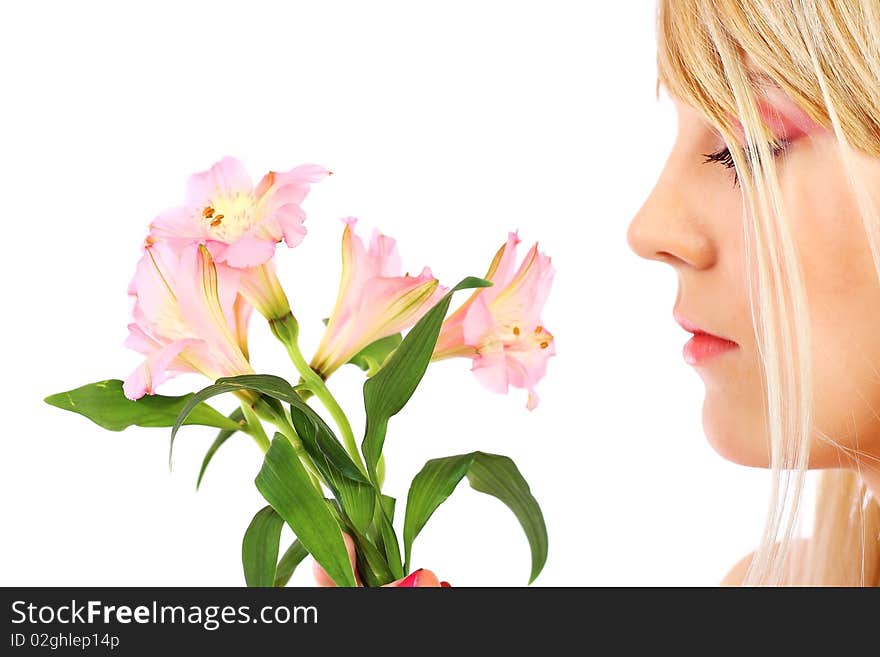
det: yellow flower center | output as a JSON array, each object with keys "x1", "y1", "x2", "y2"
[
  {"x1": 479, "y1": 322, "x2": 553, "y2": 353},
  {"x1": 202, "y1": 193, "x2": 259, "y2": 242}
]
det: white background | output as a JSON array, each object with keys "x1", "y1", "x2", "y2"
[{"x1": 0, "y1": 0, "x2": 773, "y2": 586}]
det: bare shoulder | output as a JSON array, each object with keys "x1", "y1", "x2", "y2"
[
  {"x1": 720, "y1": 551, "x2": 754, "y2": 586},
  {"x1": 720, "y1": 538, "x2": 810, "y2": 586}
]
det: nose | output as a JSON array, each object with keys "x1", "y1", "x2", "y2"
[{"x1": 626, "y1": 160, "x2": 717, "y2": 271}]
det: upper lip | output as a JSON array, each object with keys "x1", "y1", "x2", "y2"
[{"x1": 673, "y1": 310, "x2": 737, "y2": 344}]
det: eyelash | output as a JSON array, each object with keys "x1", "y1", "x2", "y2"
[{"x1": 702, "y1": 139, "x2": 790, "y2": 187}]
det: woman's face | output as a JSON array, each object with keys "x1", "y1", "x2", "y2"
[{"x1": 627, "y1": 89, "x2": 880, "y2": 469}]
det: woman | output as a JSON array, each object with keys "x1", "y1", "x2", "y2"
[{"x1": 628, "y1": 0, "x2": 880, "y2": 585}]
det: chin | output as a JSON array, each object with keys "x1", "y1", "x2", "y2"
[{"x1": 701, "y1": 395, "x2": 771, "y2": 468}]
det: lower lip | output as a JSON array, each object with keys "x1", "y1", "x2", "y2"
[{"x1": 683, "y1": 333, "x2": 738, "y2": 365}]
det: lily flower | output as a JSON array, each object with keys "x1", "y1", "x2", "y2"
[
  {"x1": 149, "y1": 156, "x2": 329, "y2": 318},
  {"x1": 433, "y1": 232, "x2": 555, "y2": 410},
  {"x1": 309, "y1": 218, "x2": 446, "y2": 380},
  {"x1": 123, "y1": 240, "x2": 254, "y2": 400}
]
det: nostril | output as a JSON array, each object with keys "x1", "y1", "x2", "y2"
[{"x1": 654, "y1": 250, "x2": 680, "y2": 265}]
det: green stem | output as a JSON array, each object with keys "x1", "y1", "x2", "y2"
[
  {"x1": 239, "y1": 402, "x2": 270, "y2": 453},
  {"x1": 270, "y1": 313, "x2": 368, "y2": 477},
  {"x1": 251, "y1": 396, "x2": 325, "y2": 493},
  {"x1": 276, "y1": 415, "x2": 324, "y2": 492}
]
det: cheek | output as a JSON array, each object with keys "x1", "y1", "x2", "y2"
[
  {"x1": 693, "y1": 194, "x2": 770, "y2": 466},
  {"x1": 788, "y1": 142, "x2": 880, "y2": 464},
  {"x1": 697, "y1": 139, "x2": 880, "y2": 469}
]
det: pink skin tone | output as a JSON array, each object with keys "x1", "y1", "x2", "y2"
[
  {"x1": 309, "y1": 217, "x2": 446, "y2": 379},
  {"x1": 312, "y1": 533, "x2": 449, "y2": 588},
  {"x1": 149, "y1": 156, "x2": 330, "y2": 269},
  {"x1": 727, "y1": 91, "x2": 820, "y2": 146},
  {"x1": 433, "y1": 232, "x2": 555, "y2": 410},
  {"x1": 123, "y1": 241, "x2": 254, "y2": 400},
  {"x1": 627, "y1": 82, "x2": 880, "y2": 501}
]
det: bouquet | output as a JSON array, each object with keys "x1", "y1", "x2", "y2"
[{"x1": 46, "y1": 157, "x2": 556, "y2": 587}]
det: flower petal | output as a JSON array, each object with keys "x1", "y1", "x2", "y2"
[
  {"x1": 461, "y1": 295, "x2": 495, "y2": 346},
  {"x1": 185, "y1": 156, "x2": 253, "y2": 208},
  {"x1": 257, "y1": 164, "x2": 330, "y2": 205},
  {"x1": 214, "y1": 233, "x2": 277, "y2": 268},
  {"x1": 435, "y1": 232, "x2": 521, "y2": 354},
  {"x1": 149, "y1": 206, "x2": 205, "y2": 244},
  {"x1": 274, "y1": 204, "x2": 308, "y2": 248},
  {"x1": 492, "y1": 243, "x2": 555, "y2": 327},
  {"x1": 526, "y1": 388, "x2": 540, "y2": 411},
  {"x1": 128, "y1": 242, "x2": 191, "y2": 341},
  {"x1": 232, "y1": 294, "x2": 253, "y2": 360},
  {"x1": 471, "y1": 350, "x2": 509, "y2": 395},
  {"x1": 310, "y1": 221, "x2": 442, "y2": 378},
  {"x1": 123, "y1": 338, "x2": 200, "y2": 400},
  {"x1": 123, "y1": 322, "x2": 159, "y2": 356},
  {"x1": 236, "y1": 260, "x2": 290, "y2": 321},
  {"x1": 367, "y1": 230, "x2": 402, "y2": 277},
  {"x1": 481, "y1": 231, "x2": 522, "y2": 304},
  {"x1": 131, "y1": 243, "x2": 252, "y2": 385}
]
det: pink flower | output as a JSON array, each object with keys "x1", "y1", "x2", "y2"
[
  {"x1": 123, "y1": 240, "x2": 254, "y2": 400},
  {"x1": 433, "y1": 232, "x2": 555, "y2": 410},
  {"x1": 149, "y1": 156, "x2": 329, "y2": 268},
  {"x1": 148, "y1": 156, "x2": 328, "y2": 319},
  {"x1": 309, "y1": 218, "x2": 446, "y2": 380}
]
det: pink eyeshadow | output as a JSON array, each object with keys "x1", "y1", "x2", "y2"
[{"x1": 725, "y1": 89, "x2": 824, "y2": 146}]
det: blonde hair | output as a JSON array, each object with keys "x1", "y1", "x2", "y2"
[{"x1": 656, "y1": 0, "x2": 880, "y2": 585}]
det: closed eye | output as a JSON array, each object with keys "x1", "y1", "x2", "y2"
[{"x1": 702, "y1": 139, "x2": 790, "y2": 187}]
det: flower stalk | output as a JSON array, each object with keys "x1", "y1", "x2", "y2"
[
  {"x1": 269, "y1": 312, "x2": 368, "y2": 477},
  {"x1": 248, "y1": 391, "x2": 326, "y2": 492},
  {"x1": 239, "y1": 400, "x2": 270, "y2": 453}
]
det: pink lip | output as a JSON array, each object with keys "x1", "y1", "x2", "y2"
[{"x1": 673, "y1": 312, "x2": 739, "y2": 365}]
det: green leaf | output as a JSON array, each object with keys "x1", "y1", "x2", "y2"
[
  {"x1": 467, "y1": 453, "x2": 548, "y2": 584},
  {"x1": 288, "y1": 401, "x2": 376, "y2": 535},
  {"x1": 349, "y1": 531, "x2": 396, "y2": 587},
  {"x1": 274, "y1": 539, "x2": 308, "y2": 587},
  {"x1": 181, "y1": 373, "x2": 377, "y2": 536},
  {"x1": 286, "y1": 398, "x2": 369, "y2": 485},
  {"x1": 373, "y1": 495, "x2": 402, "y2": 578},
  {"x1": 196, "y1": 407, "x2": 246, "y2": 490},
  {"x1": 378, "y1": 503, "x2": 403, "y2": 580},
  {"x1": 372, "y1": 494, "x2": 396, "y2": 545},
  {"x1": 45, "y1": 380, "x2": 240, "y2": 432},
  {"x1": 403, "y1": 451, "x2": 548, "y2": 584},
  {"x1": 178, "y1": 375, "x2": 389, "y2": 583},
  {"x1": 348, "y1": 333, "x2": 403, "y2": 376},
  {"x1": 242, "y1": 505, "x2": 284, "y2": 587},
  {"x1": 323, "y1": 318, "x2": 402, "y2": 376},
  {"x1": 403, "y1": 453, "x2": 475, "y2": 573},
  {"x1": 255, "y1": 434, "x2": 357, "y2": 587},
  {"x1": 361, "y1": 276, "x2": 491, "y2": 480},
  {"x1": 170, "y1": 374, "x2": 314, "y2": 468}
]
